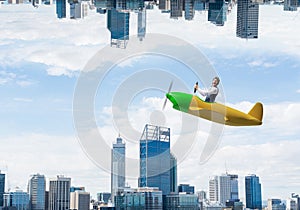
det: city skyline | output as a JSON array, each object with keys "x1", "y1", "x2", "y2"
[{"x1": 0, "y1": 0, "x2": 300, "y2": 203}]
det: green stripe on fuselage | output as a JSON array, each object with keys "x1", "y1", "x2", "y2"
[{"x1": 166, "y1": 92, "x2": 193, "y2": 113}]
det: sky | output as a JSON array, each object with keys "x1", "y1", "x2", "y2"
[{"x1": 0, "y1": 2, "x2": 300, "y2": 202}]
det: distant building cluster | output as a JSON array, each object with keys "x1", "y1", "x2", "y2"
[
  {"x1": 0, "y1": 173, "x2": 90, "y2": 210},
  {"x1": 1, "y1": 125, "x2": 300, "y2": 210},
  {"x1": 3, "y1": 0, "x2": 300, "y2": 45}
]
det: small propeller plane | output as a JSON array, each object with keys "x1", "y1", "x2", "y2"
[{"x1": 164, "y1": 84, "x2": 263, "y2": 126}]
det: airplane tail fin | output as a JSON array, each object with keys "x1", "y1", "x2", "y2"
[{"x1": 248, "y1": 102, "x2": 263, "y2": 122}]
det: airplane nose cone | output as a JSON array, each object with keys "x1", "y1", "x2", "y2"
[{"x1": 166, "y1": 92, "x2": 193, "y2": 112}]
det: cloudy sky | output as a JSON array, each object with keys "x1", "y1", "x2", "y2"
[{"x1": 0, "y1": 2, "x2": 300, "y2": 203}]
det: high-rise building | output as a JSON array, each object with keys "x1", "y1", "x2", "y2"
[
  {"x1": 283, "y1": 0, "x2": 297, "y2": 11},
  {"x1": 170, "y1": 154, "x2": 177, "y2": 193},
  {"x1": 194, "y1": 0, "x2": 207, "y2": 10},
  {"x1": 0, "y1": 172, "x2": 5, "y2": 207},
  {"x1": 70, "y1": 190, "x2": 90, "y2": 210},
  {"x1": 45, "y1": 191, "x2": 49, "y2": 210},
  {"x1": 218, "y1": 175, "x2": 231, "y2": 205},
  {"x1": 139, "y1": 124, "x2": 171, "y2": 196},
  {"x1": 268, "y1": 199, "x2": 286, "y2": 210},
  {"x1": 209, "y1": 176, "x2": 218, "y2": 203},
  {"x1": 111, "y1": 136, "x2": 126, "y2": 203},
  {"x1": 184, "y1": 0, "x2": 195, "y2": 20},
  {"x1": 209, "y1": 174, "x2": 237, "y2": 206},
  {"x1": 70, "y1": 2, "x2": 88, "y2": 19},
  {"x1": 28, "y1": 174, "x2": 46, "y2": 210},
  {"x1": 229, "y1": 174, "x2": 239, "y2": 200},
  {"x1": 286, "y1": 198, "x2": 296, "y2": 210},
  {"x1": 208, "y1": 0, "x2": 227, "y2": 26},
  {"x1": 245, "y1": 174, "x2": 262, "y2": 210},
  {"x1": 4, "y1": 189, "x2": 30, "y2": 210},
  {"x1": 236, "y1": 0, "x2": 259, "y2": 39},
  {"x1": 49, "y1": 175, "x2": 71, "y2": 210},
  {"x1": 137, "y1": 9, "x2": 146, "y2": 41},
  {"x1": 159, "y1": 0, "x2": 171, "y2": 11},
  {"x1": 170, "y1": 0, "x2": 183, "y2": 19},
  {"x1": 56, "y1": 0, "x2": 66, "y2": 18},
  {"x1": 107, "y1": 8, "x2": 130, "y2": 48}
]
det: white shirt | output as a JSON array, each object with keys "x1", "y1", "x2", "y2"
[{"x1": 197, "y1": 86, "x2": 219, "y2": 102}]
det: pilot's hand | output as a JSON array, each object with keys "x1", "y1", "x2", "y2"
[{"x1": 194, "y1": 84, "x2": 198, "y2": 93}]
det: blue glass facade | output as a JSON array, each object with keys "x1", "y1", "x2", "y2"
[
  {"x1": 137, "y1": 9, "x2": 146, "y2": 41},
  {"x1": 245, "y1": 175, "x2": 262, "y2": 210},
  {"x1": 111, "y1": 137, "x2": 125, "y2": 203},
  {"x1": 178, "y1": 184, "x2": 195, "y2": 194},
  {"x1": 164, "y1": 194, "x2": 198, "y2": 209},
  {"x1": 8, "y1": 191, "x2": 30, "y2": 210},
  {"x1": 208, "y1": 0, "x2": 227, "y2": 26},
  {"x1": 170, "y1": 154, "x2": 177, "y2": 193},
  {"x1": 184, "y1": 0, "x2": 195, "y2": 20},
  {"x1": 0, "y1": 173, "x2": 5, "y2": 207},
  {"x1": 29, "y1": 174, "x2": 46, "y2": 210},
  {"x1": 139, "y1": 124, "x2": 171, "y2": 196},
  {"x1": 107, "y1": 8, "x2": 130, "y2": 48},
  {"x1": 56, "y1": 0, "x2": 66, "y2": 18}
]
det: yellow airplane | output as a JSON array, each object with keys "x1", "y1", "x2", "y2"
[{"x1": 165, "y1": 92, "x2": 263, "y2": 126}]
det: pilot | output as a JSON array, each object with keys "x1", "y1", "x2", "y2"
[{"x1": 194, "y1": 77, "x2": 220, "y2": 103}]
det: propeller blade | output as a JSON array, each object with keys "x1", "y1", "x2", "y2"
[
  {"x1": 167, "y1": 81, "x2": 173, "y2": 93},
  {"x1": 162, "y1": 81, "x2": 173, "y2": 110}
]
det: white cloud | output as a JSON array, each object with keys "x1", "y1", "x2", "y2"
[
  {"x1": 16, "y1": 80, "x2": 34, "y2": 87},
  {"x1": 248, "y1": 60, "x2": 278, "y2": 68},
  {"x1": 0, "y1": 133, "x2": 110, "y2": 195},
  {"x1": 1, "y1": 4, "x2": 300, "y2": 78},
  {"x1": 13, "y1": 97, "x2": 33, "y2": 102},
  {"x1": 0, "y1": 70, "x2": 16, "y2": 85},
  {"x1": 0, "y1": 5, "x2": 109, "y2": 77}
]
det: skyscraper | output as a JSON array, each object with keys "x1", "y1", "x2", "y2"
[
  {"x1": 245, "y1": 174, "x2": 262, "y2": 210},
  {"x1": 107, "y1": 8, "x2": 130, "y2": 48},
  {"x1": 229, "y1": 174, "x2": 239, "y2": 200},
  {"x1": 111, "y1": 136, "x2": 125, "y2": 203},
  {"x1": 170, "y1": 154, "x2": 177, "y2": 193},
  {"x1": 236, "y1": 0, "x2": 259, "y2": 39},
  {"x1": 283, "y1": 0, "x2": 297, "y2": 11},
  {"x1": 56, "y1": 0, "x2": 66, "y2": 18},
  {"x1": 159, "y1": 0, "x2": 171, "y2": 11},
  {"x1": 28, "y1": 174, "x2": 46, "y2": 210},
  {"x1": 209, "y1": 176, "x2": 218, "y2": 203},
  {"x1": 184, "y1": 0, "x2": 195, "y2": 20},
  {"x1": 208, "y1": 0, "x2": 227, "y2": 26},
  {"x1": 137, "y1": 9, "x2": 146, "y2": 41},
  {"x1": 209, "y1": 174, "x2": 237, "y2": 205},
  {"x1": 0, "y1": 172, "x2": 5, "y2": 207},
  {"x1": 139, "y1": 124, "x2": 171, "y2": 196},
  {"x1": 170, "y1": 0, "x2": 183, "y2": 19},
  {"x1": 218, "y1": 175, "x2": 231, "y2": 205},
  {"x1": 49, "y1": 175, "x2": 71, "y2": 210}
]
